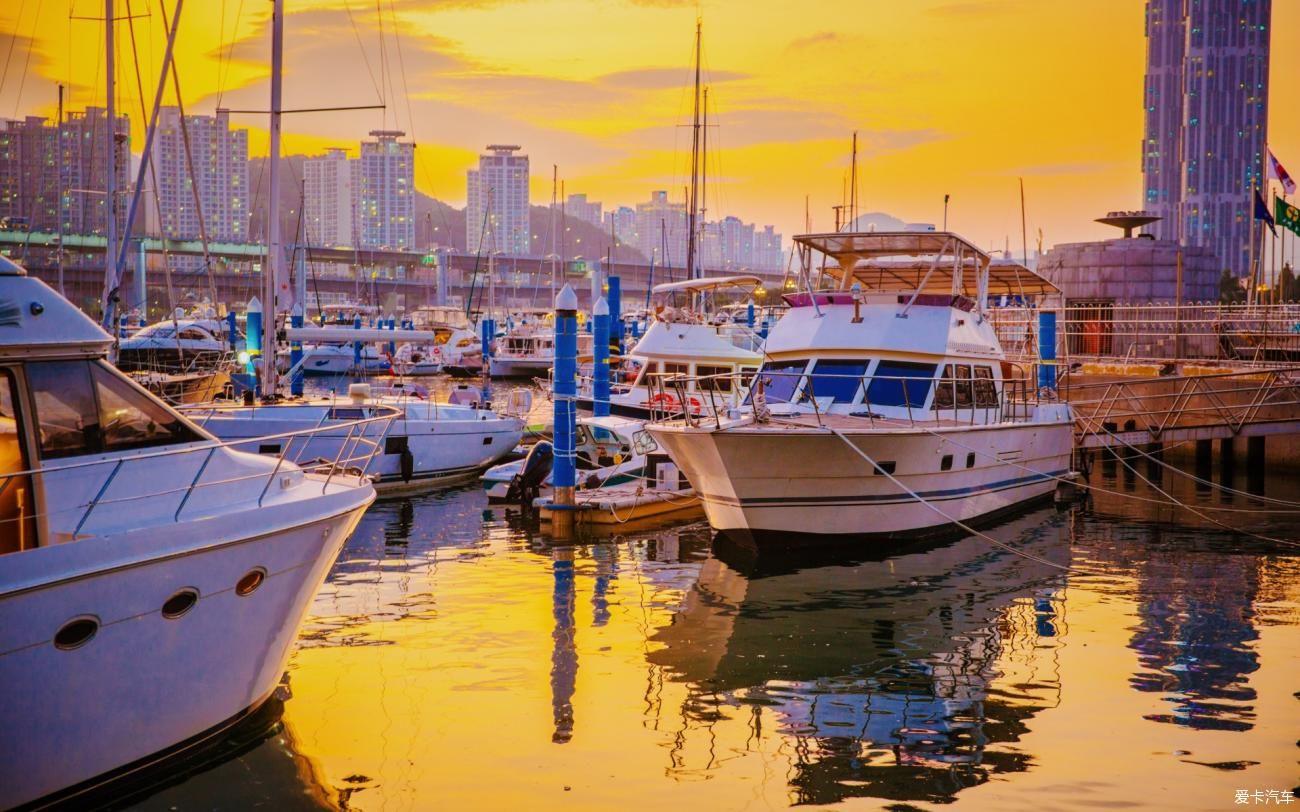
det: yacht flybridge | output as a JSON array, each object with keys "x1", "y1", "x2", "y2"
[
  {"x1": 0, "y1": 258, "x2": 381, "y2": 807},
  {"x1": 645, "y1": 230, "x2": 1074, "y2": 542},
  {"x1": 576, "y1": 275, "x2": 765, "y2": 420}
]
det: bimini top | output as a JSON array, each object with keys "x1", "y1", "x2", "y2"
[
  {"x1": 652, "y1": 274, "x2": 763, "y2": 296},
  {"x1": 0, "y1": 257, "x2": 114, "y2": 359},
  {"x1": 794, "y1": 230, "x2": 1058, "y2": 302}
]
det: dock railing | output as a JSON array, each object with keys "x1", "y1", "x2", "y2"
[{"x1": 989, "y1": 302, "x2": 1300, "y2": 371}]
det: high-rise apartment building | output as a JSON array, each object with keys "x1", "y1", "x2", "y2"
[
  {"x1": 0, "y1": 108, "x2": 130, "y2": 236},
  {"x1": 304, "y1": 148, "x2": 357, "y2": 248},
  {"x1": 754, "y1": 225, "x2": 784, "y2": 272},
  {"x1": 359, "y1": 130, "x2": 415, "y2": 250},
  {"x1": 635, "y1": 190, "x2": 687, "y2": 270},
  {"x1": 565, "y1": 193, "x2": 602, "y2": 228},
  {"x1": 151, "y1": 107, "x2": 249, "y2": 242},
  {"x1": 1141, "y1": 0, "x2": 1271, "y2": 276},
  {"x1": 466, "y1": 145, "x2": 530, "y2": 255},
  {"x1": 603, "y1": 206, "x2": 637, "y2": 250}
]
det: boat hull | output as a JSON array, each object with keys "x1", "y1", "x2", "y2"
[
  {"x1": 0, "y1": 502, "x2": 368, "y2": 809},
  {"x1": 646, "y1": 420, "x2": 1073, "y2": 542},
  {"x1": 489, "y1": 357, "x2": 553, "y2": 378}
]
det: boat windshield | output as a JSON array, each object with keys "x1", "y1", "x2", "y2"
[
  {"x1": 27, "y1": 360, "x2": 205, "y2": 458},
  {"x1": 865, "y1": 361, "x2": 937, "y2": 409},
  {"x1": 749, "y1": 359, "x2": 808, "y2": 404}
]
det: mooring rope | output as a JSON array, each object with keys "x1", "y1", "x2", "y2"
[{"x1": 823, "y1": 425, "x2": 1083, "y2": 573}]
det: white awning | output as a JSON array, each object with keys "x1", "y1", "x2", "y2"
[
  {"x1": 651, "y1": 274, "x2": 764, "y2": 296},
  {"x1": 286, "y1": 326, "x2": 440, "y2": 343}
]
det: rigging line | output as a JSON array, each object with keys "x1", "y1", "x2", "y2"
[
  {"x1": 1099, "y1": 426, "x2": 1300, "y2": 549},
  {"x1": 823, "y1": 424, "x2": 1082, "y2": 574},
  {"x1": 0, "y1": 0, "x2": 27, "y2": 97},
  {"x1": 375, "y1": 0, "x2": 390, "y2": 130},
  {"x1": 341, "y1": 0, "x2": 383, "y2": 104},
  {"x1": 11, "y1": 0, "x2": 44, "y2": 117},
  {"x1": 214, "y1": 0, "x2": 246, "y2": 109},
  {"x1": 387, "y1": 0, "x2": 417, "y2": 148}
]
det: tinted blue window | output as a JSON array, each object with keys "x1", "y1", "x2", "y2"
[
  {"x1": 748, "y1": 360, "x2": 807, "y2": 404},
  {"x1": 866, "y1": 361, "x2": 936, "y2": 408},
  {"x1": 802, "y1": 359, "x2": 868, "y2": 403}
]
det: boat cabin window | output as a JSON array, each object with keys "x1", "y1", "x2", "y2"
[
  {"x1": 866, "y1": 361, "x2": 936, "y2": 409},
  {"x1": 663, "y1": 362, "x2": 690, "y2": 379},
  {"x1": 803, "y1": 359, "x2": 868, "y2": 403},
  {"x1": 696, "y1": 365, "x2": 733, "y2": 393},
  {"x1": 973, "y1": 366, "x2": 998, "y2": 409},
  {"x1": 954, "y1": 365, "x2": 974, "y2": 408},
  {"x1": 934, "y1": 365, "x2": 955, "y2": 410},
  {"x1": 0, "y1": 368, "x2": 37, "y2": 554},
  {"x1": 750, "y1": 359, "x2": 808, "y2": 404},
  {"x1": 178, "y1": 327, "x2": 211, "y2": 341},
  {"x1": 27, "y1": 360, "x2": 204, "y2": 459}
]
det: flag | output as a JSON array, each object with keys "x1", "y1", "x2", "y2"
[
  {"x1": 1254, "y1": 189, "x2": 1277, "y2": 237},
  {"x1": 1269, "y1": 149, "x2": 1296, "y2": 196},
  {"x1": 1277, "y1": 195, "x2": 1300, "y2": 238}
]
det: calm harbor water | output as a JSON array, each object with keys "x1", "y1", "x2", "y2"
[{"x1": 123, "y1": 392, "x2": 1298, "y2": 811}]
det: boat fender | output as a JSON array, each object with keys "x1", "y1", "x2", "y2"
[
  {"x1": 584, "y1": 473, "x2": 601, "y2": 490},
  {"x1": 400, "y1": 447, "x2": 415, "y2": 483}
]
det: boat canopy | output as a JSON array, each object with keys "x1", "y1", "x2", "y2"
[
  {"x1": 286, "y1": 326, "x2": 440, "y2": 343},
  {"x1": 652, "y1": 274, "x2": 764, "y2": 296},
  {"x1": 794, "y1": 230, "x2": 1058, "y2": 305}
]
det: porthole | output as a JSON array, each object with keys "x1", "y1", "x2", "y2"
[
  {"x1": 236, "y1": 568, "x2": 266, "y2": 596},
  {"x1": 940, "y1": 454, "x2": 953, "y2": 471},
  {"x1": 54, "y1": 616, "x2": 99, "y2": 650},
  {"x1": 162, "y1": 588, "x2": 199, "y2": 619},
  {"x1": 966, "y1": 452, "x2": 976, "y2": 469}
]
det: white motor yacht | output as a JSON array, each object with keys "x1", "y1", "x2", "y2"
[
  {"x1": 646, "y1": 231, "x2": 1074, "y2": 543},
  {"x1": 490, "y1": 315, "x2": 593, "y2": 378},
  {"x1": 0, "y1": 257, "x2": 381, "y2": 808},
  {"x1": 115, "y1": 310, "x2": 234, "y2": 373},
  {"x1": 577, "y1": 275, "x2": 764, "y2": 420},
  {"x1": 191, "y1": 384, "x2": 524, "y2": 496},
  {"x1": 480, "y1": 414, "x2": 655, "y2": 503}
]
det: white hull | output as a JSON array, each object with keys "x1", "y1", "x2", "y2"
[
  {"x1": 490, "y1": 356, "x2": 552, "y2": 377},
  {"x1": 195, "y1": 403, "x2": 523, "y2": 491},
  {"x1": 300, "y1": 346, "x2": 391, "y2": 376},
  {"x1": 648, "y1": 420, "x2": 1073, "y2": 539},
  {"x1": 0, "y1": 484, "x2": 370, "y2": 808}
]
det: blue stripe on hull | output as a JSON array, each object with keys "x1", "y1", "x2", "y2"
[{"x1": 704, "y1": 470, "x2": 1069, "y2": 509}]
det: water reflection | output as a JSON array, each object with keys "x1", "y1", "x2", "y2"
[{"x1": 647, "y1": 510, "x2": 1071, "y2": 805}]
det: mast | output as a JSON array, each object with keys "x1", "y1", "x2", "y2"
[
  {"x1": 263, "y1": 0, "x2": 284, "y2": 394},
  {"x1": 56, "y1": 84, "x2": 65, "y2": 296},
  {"x1": 685, "y1": 20, "x2": 702, "y2": 280},
  {"x1": 550, "y1": 164, "x2": 558, "y2": 297},
  {"x1": 101, "y1": 0, "x2": 118, "y2": 326},
  {"x1": 699, "y1": 85, "x2": 708, "y2": 276},
  {"x1": 850, "y1": 130, "x2": 858, "y2": 229}
]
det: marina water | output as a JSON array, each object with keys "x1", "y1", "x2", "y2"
[{"x1": 121, "y1": 387, "x2": 1299, "y2": 811}]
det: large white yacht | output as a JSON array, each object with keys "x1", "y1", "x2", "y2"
[
  {"x1": 115, "y1": 310, "x2": 234, "y2": 373},
  {"x1": 576, "y1": 275, "x2": 765, "y2": 420},
  {"x1": 0, "y1": 258, "x2": 380, "y2": 808},
  {"x1": 646, "y1": 231, "x2": 1074, "y2": 542}
]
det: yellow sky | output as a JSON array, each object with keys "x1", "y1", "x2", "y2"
[{"x1": 1, "y1": 0, "x2": 1296, "y2": 252}]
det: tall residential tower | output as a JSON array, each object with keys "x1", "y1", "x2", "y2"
[
  {"x1": 466, "y1": 145, "x2": 530, "y2": 255},
  {"x1": 359, "y1": 130, "x2": 415, "y2": 250},
  {"x1": 1141, "y1": 0, "x2": 1271, "y2": 276}
]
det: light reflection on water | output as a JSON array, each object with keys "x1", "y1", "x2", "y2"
[{"x1": 128, "y1": 449, "x2": 1300, "y2": 811}]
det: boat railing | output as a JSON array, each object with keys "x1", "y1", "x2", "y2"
[
  {"x1": 1, "y1": 408, "x2": 397, "y2": 539},
  {"x1": 645, "y1": 368, "x2": 1044, "y2": 431}
]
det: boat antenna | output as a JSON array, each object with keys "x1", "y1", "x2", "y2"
[
  {"x1": 1019, "y1": 177, "x2": 1028, "y2": 267},
  {"x1": 684, "y1": 19, "x2": 702, "y2": 281},
  {"x1": 850, "y1": 130, "x2": 858, "y2": 230}
]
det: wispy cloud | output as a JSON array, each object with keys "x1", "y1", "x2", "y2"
[{"x1": 598, "y1": 67, "x2": 750, "y2": 90}]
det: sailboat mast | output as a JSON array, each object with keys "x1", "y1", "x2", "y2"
[
  {"x1": 700, "y1": 86, "x2": 708, "y2": 276},
  {"x1": 263, "y1": 0, "x2": 285, "y2": 395},
  {"x1": 101, "y1": 0, "x2": 118, "y2": 326},
  {"x1": 850, "y1": 130, "x2": 858, "y2": 229},
  {"x1": 550, "y1": 164, "x2": 558, "y2": 297},
  {"x1": 685, "y1": 20, "x2": 702, "y2": 281}
]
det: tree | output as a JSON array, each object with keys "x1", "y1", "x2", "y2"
[{"x1": 1218, "y1": 269, "x2": 1245, "y2": 304}]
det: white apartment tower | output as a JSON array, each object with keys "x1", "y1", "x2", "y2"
[
  {"x1": 635, "y1": 190, "x2": 687, "y2": 270},
  {"x1": 359, "y1": 130, "x2": 415, "y2": 250},
  {"x1": 304, "y1": 148, "x2": 357, "y2": 248},
  {"x1": 150, "y1": 107, "x2": 249, "y2": 241},
  {"x1": 466, "y1": 145, "x2": 530, "y2": 255}
]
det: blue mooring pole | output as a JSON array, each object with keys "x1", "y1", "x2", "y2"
[
  {"x1": 289, "y1": 303, "x2": 304, "y2": 396},
  {"x1": 386, "y1": 314, "x2": 397, "y2": 357},
  {"x1": 245, "y1": 296, "x2": 263, "y2": 385},
  {"x1": 746, "y1": 300, "x2": 755, "y2": 330},
  {"x1": 225, "y1": 311, "x2": 237, "y2": 350},
  {"x1": 552, "y1": 284, "x2": 579, "y2": 538},
  {"x1": 353, "y1": 311, "x2": 363, "y2": 371},
  {"x1": 607, "y1": 275, "x2": 622, "y2": 355},
  {"x1": 593, "y1": 296, "x2": 611, "y2": 417},
  {"x1": 1037, "y1": 309, "x2": 1057, "y2": 393}
]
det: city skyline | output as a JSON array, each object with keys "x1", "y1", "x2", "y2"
[{"x1": 0, "y1": 1, "x2": 1297, "y2": 258}]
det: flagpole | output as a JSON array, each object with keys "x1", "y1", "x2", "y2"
[{"x1": 1247, "y1": 177, "x2": 1258, "y2": 306}]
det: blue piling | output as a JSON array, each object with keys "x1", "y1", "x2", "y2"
[
  {"x1": 118, "y1": 314, "x2": 129, "y2": 339},
  {"x1": 607, "y1": 275, "x2": 623, "y2": 354},
  {"x1": 593, "y1": 296, "x2": 611, "y2": 417},
  {"x1": 386, "y1": 314, "x2": 397, "y2": 358},
  {"x1": 746, "y1": 300, "x2": 755, "y2": 330},
  {"x1": 225, "y1": 311, "x2": 237, "y2": 350},
  {"x1": 759, "y1": 318, "x2": 770, "y2": 341},
  {"x1": 245, "y1": 296, "x2": 263, "y2": 367},
  {"x1": 1037, "y1": 309, "x2": 1057, "y2": 393},
  {"x1": 551, "y1": 284, "x2": 579, "y2": 537},
  {"x1": 289, "y1": 303, "x2": 304, "y2": 396},
  {"x1": 353, "y1": 312, "x2": 363, "y2": 371}
]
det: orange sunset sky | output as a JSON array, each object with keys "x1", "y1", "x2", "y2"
[{"x1": 1, "y1": 0, "x2": 1296, "y2": 255}]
